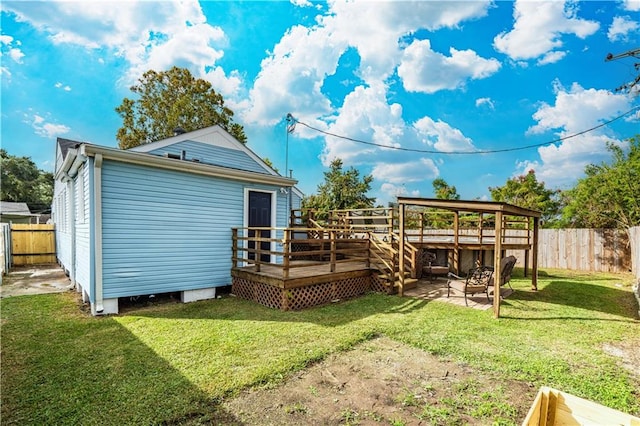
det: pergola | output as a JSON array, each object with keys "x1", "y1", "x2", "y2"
[{"x1": 396, "y1": 197, "x2": 542, "y2": 318}]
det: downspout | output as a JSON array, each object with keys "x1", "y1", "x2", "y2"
[{"x1": 93, "y1": 154, "x2": 104, "y2": 313}]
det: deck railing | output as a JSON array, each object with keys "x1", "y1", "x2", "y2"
[
  {"x1": 232, "y1": 227, "x2": 371, "y2": 279},
  {"x1": 292, "y1": 208, "x2": 534, "y2": 248}
]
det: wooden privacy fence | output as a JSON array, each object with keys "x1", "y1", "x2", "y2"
[
  {"x1": 509, "y1": 228, "x2": 632, "y2": 273},
  {"x1": 10, "y1": 224, "x2": 56, "y2": 266},
  {"x1": 630, "y1": 226, "x2": 640, "y2": 279}
]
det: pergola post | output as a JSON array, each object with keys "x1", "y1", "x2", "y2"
[
  {"x1": 532, "y1": 217, "x2": 540, "y2": 291},
  {"x1": 453, "y1": 211, "x2": 460, "y2": 274},
  {"x1": 493, "y1": 211, "x2": 503, "y2": 318},
  {"x1": 398, "y1": 203, "x2": 406, "y2": 297}
]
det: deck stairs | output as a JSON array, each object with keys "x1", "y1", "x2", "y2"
[
  {"x1": 368, "y1": 232, "x2": 418, "y2": 293},
  {"x1": 294, "y1": 212, "x2": 420, "y2": 292}
]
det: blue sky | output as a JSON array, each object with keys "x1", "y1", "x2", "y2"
[{"x1": 1, "y1": 1, "x2": 639, "y2": 204}]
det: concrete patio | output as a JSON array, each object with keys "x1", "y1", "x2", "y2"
[{"x1": 404, "y1": 277, "x2": 515, "y2": 310}]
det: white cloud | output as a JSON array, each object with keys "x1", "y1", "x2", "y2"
[
  {"x1": 380, "y1": 182, "x2": 421, "y2": 200},
  {"x1": 372, "y1": 158, "x2": 439, "y2": 184},
  {"x1": 54, "y1": 82, "x2": 71, "y2": 91},
  {"x1": 413, "y1": 116, "x2": 476, "y2": 153},
  {"x1": 0, "y1": 34, "x2": 25, "y2": 65},
  {"x1": 320, "y1": 82, "x2": 405, "y2": 166},
  {"x1": 475, "y1": 97, "x2": 495, "y2": 109},
  {"x1": 527, "y1": 82, "x2": 631, "y2": 134},
  {"x1": 243, "y1": 24, "x2": 343, "y2": 126},
  {"x1": 28, "y1": 113, "x2": 70, "y2": 138},
  {"x1": 537, "y1": 50, "x2": 567, "y2": 65},
  {"x1": 607, "y1": 16, "x2": 639, "y2": 42},
  {"x1": 244, "y1": 1, "x2": 492, "y2": 125},
  {"x1": 2, "y1": 1, "x2": 242, "y2": 96},
  {"x1": 398, "y1": 39, "x2": 500, "y2": 94},
  {"x1": 523, "y1": 83, "x2": 633, "y2": 188},
  {"x1": 8, "y1": 47, "x2": 25, "y2": 63},
  {"x1": 622, "y1": 0, "x2": 640, "y2": 11},
  {"x1": 493, "y1": 0, "x2": 599, "y2": 63},
  {"x1": 244, "y1": 0, "x2": 491, "y2": 202},
  {"x1": 290, "y1": 0, "x2": 313, "y2": 7}
]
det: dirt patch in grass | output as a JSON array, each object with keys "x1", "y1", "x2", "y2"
[
  {"x1": 221, "y1": 337, "x2": 537, "y2": 425},
  {"x1": 603, "y1": 338, "x2": 640, "y2": 381}
]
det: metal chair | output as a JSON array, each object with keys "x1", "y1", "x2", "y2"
[{"x1": 446, "y1": 266, "x2": 494, "y2": 306}]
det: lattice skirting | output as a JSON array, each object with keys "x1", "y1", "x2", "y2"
[{"x1": 232, "y1": 275, "x2": 372, "y2": 311}]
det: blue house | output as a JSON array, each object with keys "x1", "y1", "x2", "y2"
[{"x1": 53, "y1": 126, "x2": 301, "y2": 315}]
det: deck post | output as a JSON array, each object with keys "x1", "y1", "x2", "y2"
[
  {"x1": 453, "y1": 211, "x2": 460, "y2": 274},
  {"x1": 232, "y1": 228, "x2": 238, "y2": 268},
  {"x1": 330, "y1": 229, "x2": 336, "y2": 273},
  {"x1": 532, "y1": 217, "x2": 539, "y2": 291},
  {"x1": 254, "y1": 229, "x2": 261, "y2": 273},
  {"x1": 398, "y1": 203, "x2": 405, "y2": 297},
  {"x1": 283, "y1": 228, "x2": 291, "y2": 279},
  {"x1": 365, "y1": 238, "x2": 371, "y2": 268},
  {"x1": 493, "y1": 211, "x2": 503, "y2": 318}
]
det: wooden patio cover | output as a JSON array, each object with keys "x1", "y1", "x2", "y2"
[{"x1": 396, "y1": 197, "x2": 542, "y2": 318}]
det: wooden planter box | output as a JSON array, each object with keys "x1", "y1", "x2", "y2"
[{"x1": 522, "y1": 386, "x2": 640, "y2": 426}]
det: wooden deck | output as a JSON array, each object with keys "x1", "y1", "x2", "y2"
[
  {"x1": 232, "y1": 260, "x2": 372, "y2": 289},
  {"x1": 231, "y1": 260, "x2": 379, "y2": 311}
]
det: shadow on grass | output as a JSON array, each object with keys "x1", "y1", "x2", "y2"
[
  {"x1": 0, "y1": 293, "x2": 243, "y2": 425},
  {"x1": 506, "y1": 279, "x2": 639, "y2": 320},
  {"x1": 124, "y1": 291, "x2": 430, "y2": 325}
]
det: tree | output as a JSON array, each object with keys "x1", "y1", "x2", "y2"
[
  {"x1": 302, "y1": 159, "x2": 374, "y2": 217},
  {"x1": 432, "y1": 178, "x2": 460, "y2": 200},
  {"x1": 489, "y1": 170, "x2": 562, "y2": 226},
  {"x1": 1, "y1": 149, "x2": 54, "y2": 212},
  {"x1": 115, "y1": 67, "x2": 247, "y2": 149},
  {"x1": 262, "y1": 157, "x2": 279, "y2": 173},
  {"x1": 561, "y1": 136, "x2": 640, "y2": 230}
]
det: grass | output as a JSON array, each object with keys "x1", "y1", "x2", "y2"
[{"x1": 1, "y1": 268, "x2": 639, "y2": 425}]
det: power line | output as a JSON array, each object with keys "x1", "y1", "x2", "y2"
[{"x1": 288, "y1": 106, "x2": 639, "y2": 155}]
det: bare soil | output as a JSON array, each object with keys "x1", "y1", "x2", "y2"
[{"x1": 221, "y1": 337, "x2": 538, "y2": 425}]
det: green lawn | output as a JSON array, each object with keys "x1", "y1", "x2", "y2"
[{"x1": 1, "y1": 269, "x2": 639, "y2": 425}]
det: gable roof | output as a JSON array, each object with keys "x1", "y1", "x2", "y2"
[
  {"x1": 57, "y1": 137, "x2": 83, "y2": 159},
  {"x1": 0, "y1": 202, "x2": 31, "y2": 215},
  {"x1": 56, "y1": 125, "x2": 301, "y2": 191},
  {"x1": 129, "y1": 125, "x2": 280, "y2": 177}
]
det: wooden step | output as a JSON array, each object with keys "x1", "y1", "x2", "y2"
[{"x1": 397, "y1": 278, "x2": 418, "y2": 290}]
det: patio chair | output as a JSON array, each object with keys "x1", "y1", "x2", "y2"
[
  {"x1": 446, "y1": 266, "x2": 493, "y2": 306},
  {"x1": 487, "y1": 255, "x2": 517, "y2": 294},
  {"x1": 421, "y1": 251, "x2": 450, "y2": 281}
]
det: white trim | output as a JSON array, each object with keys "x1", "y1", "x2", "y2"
[
  {"x1": 93, "y1": 154, "x2": 104, "y2": 314},
  {"x1": 243, "y1": 188, "x2": 277, "y2": 265}
]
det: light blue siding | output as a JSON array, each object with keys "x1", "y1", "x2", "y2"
[
  {"x1": 146, "y1": 141, "x2": 269, "y2": 174},
  {"x1": 75, "y1": 165, "x2": 91, "y2": 293},
  {"x1": 100, "y1": 160, "x2": 283, "y2": 298},
  {"x1": 291, "y1": 191, "x2": 302, "y2": 210}
]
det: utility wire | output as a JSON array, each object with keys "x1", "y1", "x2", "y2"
[{"x1": 288, "y1": 106, "x2": 639, "y2": 155}]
